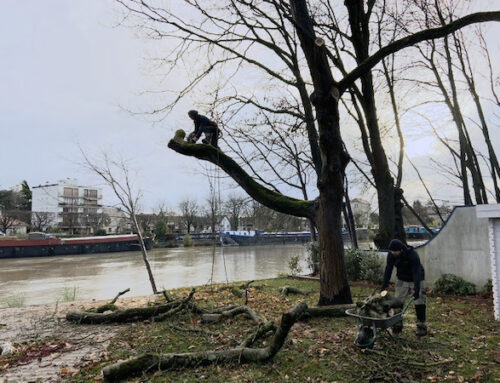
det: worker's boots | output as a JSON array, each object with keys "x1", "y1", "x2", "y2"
[
  {"x1": 416, "y1": 322, "x2": 427, "y2": 336},
  {"x1": 415, "y1": 304, "x2": 427, "y2": 337}
]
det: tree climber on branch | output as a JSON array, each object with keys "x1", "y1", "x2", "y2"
[{"x1": 186, "y1": 110, "x2": 221, "y2": 147}]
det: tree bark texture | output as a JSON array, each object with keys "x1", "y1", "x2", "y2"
[{"x1": 290, "y1": 0, "x2": 352, "y2": 305}]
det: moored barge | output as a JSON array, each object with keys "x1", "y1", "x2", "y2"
[{"x1": 0, "y1": 234, "x2": 153, "y2": 259}]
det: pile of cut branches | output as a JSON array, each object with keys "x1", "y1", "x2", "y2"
[{"x1": 355, "y1": 293, "x2": 403, "y2": 318}]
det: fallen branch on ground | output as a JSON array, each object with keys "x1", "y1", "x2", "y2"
[
  {"x1": 66, "y1": 290, "x2": 195, "y2": 324},
  {"x1": 201, "y1": 305, "x2": 265, "y2": 324},
  {"x1": 91, "y1": 288, "x2": 131, "y2": 314},
  {"x1": 239, "y1": 321, "x2": 277, "y2": 347},
  {"x1": 102, "y1": 302, "x2": 308, "y2": 382},
  {"x1": 218, "y1": 285, "x2": 244, "y2": 298},
  {"x1": 279, "y1": 286, "x2": 311, "y2": 296},
  {"x1": 110, "y1": 288, "x2": 130, "y2": 305}
]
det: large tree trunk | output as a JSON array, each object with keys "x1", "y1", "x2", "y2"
[
  {"x1": 346, "y1": 2, "x2": 401, "y2": 249},
  {"x1": 317, "y1": 190, "x2": 352, "y2": 305},
  {"x1": 373, "y1": 178, "x2": 396, "y2": 249},
  {"x1": 291, "y1": 0, "x2": 352, "y2": 305}
]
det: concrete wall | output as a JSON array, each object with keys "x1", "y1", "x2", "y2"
[{"x1": 415, "y1": 206, "x2": 491, "y2": 288}]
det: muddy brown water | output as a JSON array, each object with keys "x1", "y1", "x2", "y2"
[{"x1": 0, "y1": 244, "x2": 309, "y2": 307}]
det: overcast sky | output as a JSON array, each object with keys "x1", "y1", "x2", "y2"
[
  {"x1": 1, "y1": 0, "x2": 499, "y2": 213},
  {"x1": 0, "y1": 0, "x2": 214, "y2": 212}
]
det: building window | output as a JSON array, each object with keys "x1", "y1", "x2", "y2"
[
  {"x1": 63, "y1": 187, "x2": 79, "y2": 197},
  {"x1": 84, "y1": 189, "x2": 98, "y2": 199}
]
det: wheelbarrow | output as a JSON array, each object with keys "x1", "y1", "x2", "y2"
[{"x1": 345, "y1": 297, "x2": 414, "y2": 348}]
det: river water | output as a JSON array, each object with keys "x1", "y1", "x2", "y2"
[{"x1": 0, "y1": 244, "x2": 309, "y2": 307}]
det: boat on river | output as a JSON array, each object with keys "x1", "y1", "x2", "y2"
[
  {"x1": 0, "y1": 233, "x2": 153, "y2": 259},
  {"x1": 221, "y1": 230, "x2": 312, "y2": 246}
]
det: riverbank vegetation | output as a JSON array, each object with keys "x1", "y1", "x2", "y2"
[{"x1": 54, "y1": 277, "x2": 500, "y2": 383}]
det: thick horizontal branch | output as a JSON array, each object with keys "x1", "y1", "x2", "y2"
[
  {"x1": 338, "y1": 11, "x2": 500, "y2": 93},
  {"x1": 201, "y1": 305, "x2": 265, "y2": 324},
  {"x1": 66, "y1": 290, "x2": 196, "y2": 324},
  {"x1": 304, "y1": 304, "x2": 355, "y2": 318},
  {"x1": 66, "y1": 300, "x2": 185, "y2": 324},
  {"x1": 168, "y1": 130, "x2": 316, "y2": 219}
]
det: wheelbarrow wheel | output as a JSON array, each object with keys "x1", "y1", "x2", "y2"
[
  {"x1": 391, "y1": 319, "x2": 403, "y2": 335},
  {"x1": 355, "y1": 325, "x2": 376, "y2": 349}
]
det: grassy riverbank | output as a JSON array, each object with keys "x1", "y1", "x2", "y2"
[{"x1": 1, "y1": 277, "x2": 499, "y2": 382}]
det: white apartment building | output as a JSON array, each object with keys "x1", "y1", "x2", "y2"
[{"x1": 31, "y1": 178, "x2": 103, "y2": 234}]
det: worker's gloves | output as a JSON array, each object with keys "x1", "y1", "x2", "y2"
[{"x1": 412, "y1": 292, "x2": 419, "y2": 300}]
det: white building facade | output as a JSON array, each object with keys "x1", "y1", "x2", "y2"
[
  {"x1": 31, "y1": 179, "x2": 103, "y2": 234},
  {"x1": 476, "y1": 204, "x2": 500, "y2": 321}
]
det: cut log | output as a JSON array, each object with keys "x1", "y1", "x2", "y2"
[
  {"x1": 354, "y1": 293, "x2": 403, "y2": 319},
  {"x1": 102, "y1": 302, "x2": 308, "y2": 382},
  {"x1": 279, "y1": 286, "x2": 311, "y2": 296}
]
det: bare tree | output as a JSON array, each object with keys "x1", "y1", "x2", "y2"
[
  {"x1": 86, "y1": 211, "x2": 111, "y2": 234},
  {"x1": 400, "y1": 0, "x2": 494, "y2": 205},
  {"x1": 453, "y1": 28, "x2": 500, "y2": 202},
  {"x1": 117, "y1": 0, "x2": 500, "y2": 305},
  {"x1": 224, "y1": 194, "x2": 248, "y2": 231},
  {"x1": 0, "y1": 189, "x2": 30, "y2": 234},
  {"x1": 0, "y1": 214, "x2": 16, "y2": 235},
  {"x1": 80, "y1": 151, "x2": 158, "y2": 294},
  {"x1": 179, "y1": 198, "x2": 199, "y2": 234},
  {"x1": 31, "y1": 211, "x2": 53, "y2": 232}
]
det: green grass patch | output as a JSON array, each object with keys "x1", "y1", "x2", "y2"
[
  {"x1": 2, "y1": 294, "x2": 26, "y2": 308},
  {"x1": 61, "y1": 286, "x2": 79, "y2": 302},
  {"x1": 68, "y1": 278, "x2": 499, "y2": 383}
]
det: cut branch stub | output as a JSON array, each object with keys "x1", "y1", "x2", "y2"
[
  {"x1": 168, "y1": 130, "x2": 316, "y2": 220},
  {"x1": 315, "y1": 37, "x2": 325, "y2": 46}
]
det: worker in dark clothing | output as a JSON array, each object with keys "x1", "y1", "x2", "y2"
[
  {"x1": 186, "y1": 110, "x2": 220, "y2": 147},
  {"x1": 381, "y1": 239, "x2": 427, "y2": 336}
]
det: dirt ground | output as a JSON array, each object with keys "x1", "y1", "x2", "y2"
[{"x1": 0, "y1": 295, "x2": 154, "y2": 383}]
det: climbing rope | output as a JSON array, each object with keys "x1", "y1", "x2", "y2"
[{"x1": 207, "y1": 120, "x2": 229, "y2": 287}]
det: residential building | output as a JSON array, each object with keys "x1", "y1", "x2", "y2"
[
  {"x1": 102, "y1": 207, "x2": 131, "y2": 234},
  {"x1": 350, "y1": 198, "x2": 371, "y2": 228},
  {"x1": 31, "y1": 179, "x2": 103, "y2": 234},
  {"x1": 200, "y1": 216, "x2": 231, "y2": 233},
  {"x1": 5, "y1": 219, "x2": 29, "y2": 236}
]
